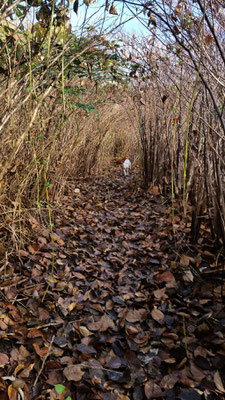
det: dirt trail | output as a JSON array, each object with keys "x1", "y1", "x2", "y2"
[{"x1": 1, "y1": 173, "x2": 225, "y2": 399}]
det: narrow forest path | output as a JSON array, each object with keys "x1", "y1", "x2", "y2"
[{"x1": 1, "y1": 172, "x2": 225, "y2": 400}]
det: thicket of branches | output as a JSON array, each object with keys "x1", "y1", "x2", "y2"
[
  {"x1": 125, "y1": 0, "x2": 225, "y2": 245},
  {"x1": 0, "y1": 0, "x2": 224, "y2": 256}
]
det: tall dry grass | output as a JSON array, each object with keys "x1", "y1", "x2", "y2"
[
  {"x1": 0, "y1": 74, "x2": 139, "y2": 261},
  {"x1": 0, "y1": 0, "x2": 224, "y2": 261}
]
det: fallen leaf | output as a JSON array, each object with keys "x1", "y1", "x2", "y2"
[
  {"x1": 12, "y1": 379, "x2": 25, "y2": 389},
  {"x1": 125, "y1": 309, "x2": 147, "y2": 323},
  {"x1": 88, "y1": 314, "x2": 115, "y2": 332},
  {"x1": 125, "y1": 325, "x2": 139, "y2": 335},
  {"x1": 178, "y1": 389, "x2": 201, "y2": 400},
  {"x1": 153, "y1": 287, "x2": 168, "y2": 300},
  {"x1": 73, "y1": 272, "x2": 85, "y2": 280},
  {"x1": 27, "y1": 329, "x2": 45, "y2": 339},
  {"x1": 160, "y1": 373, "x2": 179, "y2": 389},
  {"x1": 38, "y1": 307, "x2": 50, "y2": 321},
  {"x1": 151, "y1": 308, "x2": 164, "y2": 323},
  {"x1": 68, "y1": 302, "x2": 77, "y2": 312},
  {"x1": 183, "y1": 269, "x2": 194, "y2": 282},
  {"x1": 194, "y1": 355, "x2": 210, "y2": 370},
  {"x1": 180, "y1": 255, "x2": 190, "y2": 267},
  {"x1": 8, "y1": 385, "x2": 18, "y2": 400},
  {"x1": 28, "y1": 244, "x2": 40, "y2": 254},
  {"x1": 156, "y1": 271, "x2": 176, "y2": 284},
  {"x1": 145, "y1": 380, "x2": 163, "y2": 398},
  {"x1": 79, "y1": 326, "x2": 93, "y2": 336},
  {"x1": 151, "y1": 186, "x2": 159, "y2": 195},
  {"x1": 33, "y1": 343, "x2": 49, "y2": 358},
  {"x1": 0, "y1": 354, "x2": 9, "y2": 367},
  {"x1": 107, "y1": 356, "x2": 122, "y2": 369},
  {"x1": 214, "y1": 370, "x2": 225, "y2": 392},
  {"x1": 190, "y1": 361, "x2": 205, "y2": 382},
  {"x1": 63, "y1": 364, "x2": 84, "y2": 382},
  {"x1": 18, "y1": 363, "x2": 34, "y2": 378},
  {"x1": 77, "y1": 343, "x2": 97, "y2": 354}
]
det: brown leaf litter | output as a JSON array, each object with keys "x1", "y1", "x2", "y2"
[{"x1": 0, "y1": 172, "x2": 225, "y2": 399}]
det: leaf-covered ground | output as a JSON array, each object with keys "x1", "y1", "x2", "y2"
[{"x1": 1, "y1": 172, "x2": 225, "y2": 400}]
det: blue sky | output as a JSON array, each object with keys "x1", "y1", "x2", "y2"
[{"x1": 70, "y1": 1, "x2": 149, "y2": 37}]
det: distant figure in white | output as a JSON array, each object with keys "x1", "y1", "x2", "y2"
[{"x1": 123, "y1": 159, "x2": 131, "y2": 176}]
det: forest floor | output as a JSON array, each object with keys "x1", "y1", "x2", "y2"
[{"x1": 0, "y1": 171, "x2": 225, "y2": 400}]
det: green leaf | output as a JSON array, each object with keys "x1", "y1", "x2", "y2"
[
  {"x1": 37, "y1": 135, "x2": 46, "y2": 140},
  {"x1": 17, "y1": 4, "x2": 26, "y2": 11},
  {"x1": 49, "y1": 70, "x2": 56, "y2": 76},
  {"x1": 109, "y1": 53, "x2": 118, "y2": 60},
  {"x1": 36, "y1": 200, "x2": 44, "y2": 207},
  {"x1": 55, "y1": 384, "x2": 66, "y2": 394},
  {"x1": 15, "y1": 8, "x2": 24, "y2": 18},
  {"x1": 59, "y1": 87, "x2": 77, "y2": 96},
  {"x1": 17, "y1": 48, "x2": 23, "y2": 58},
  {"x1": 76, "y1": 103, "x2": 99, "y2": 113}
]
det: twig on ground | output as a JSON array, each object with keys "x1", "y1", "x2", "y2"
[{"x1": 34, "y1": 334, "x2": 55, "y2": 386}]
